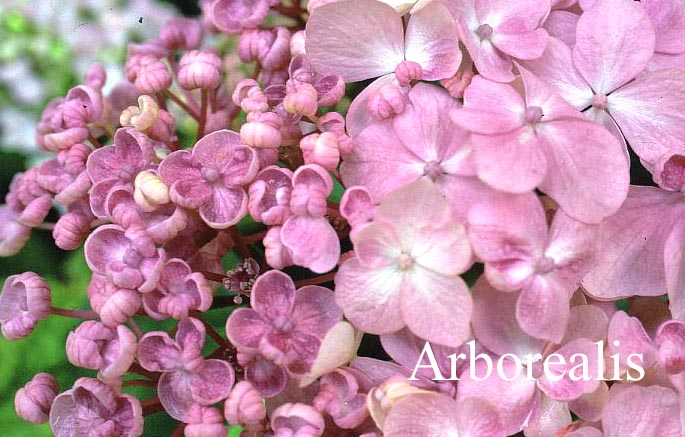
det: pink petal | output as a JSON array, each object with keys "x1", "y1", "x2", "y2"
[
  {"x1": 380, "y1": 329, "x2": 461, "y2": 379},
  {"x1": 404, "y1": 2, "x2": 461, "y2": 80},
  {"x1": 251, "y1": 270, "x2": 296, "y2": 322},
  {"x1": 516, "y1": 275, "x2": 571, "y2": 343},
  {"x1": 537, "y1": 119, "x2": 629, "y2": 224},
  {"x1": 476, "y1": 0, "x2": 550, "y2": 31},
  {"x1": 199, "y1": 186, "x2": 247, "y2": 228},
  {"x1": 384, "y1": 393, "x2": 460, "y2": 437},
  {"x1": 334, "y1": 258, "x2": 405, "y2": 335},
  {"x1": 643, "y1": 0, "x2": 685, "y2": 54},
  {"x1": 472, "y1": 277, "x2": 546, "y2": 358},
  {"x1": 170, "y1": 179, "x2": 212, "y2": 210},
  {"x1": 561, "y1": 305, "x2": 609, "y2": 345},
  {"x1": 608, "y1": 68, "x2": 685, "y2": 165},
  {"x1": 226, "y1": 308, "x2": 270, "y2": 350},
  {"x1": 245, "y1": 356, "x2": 288, "y2": 398},
  {"x1": 345, "y1": 74, "x2": 400, "y2": 137},
  {"x1": 602, "y1": 385, "x2": 682, "y2": 437},
  {"x1": 305, "y1": 0, "x2": 404, "y2": 82},
  {"x1": 189, "y1": 359, "x2": 235, "y2": 404},
  {"x1": 537, "y1": 338, "x2": 600, "y2": 401},
  {"x1": 281, "y1": 216, "x2": 340, "y2": 273},
  {"x1": 567, "y1": 381, "x2": 609, "y2": 422},
  {"x1": 376, "y1": 178, "x2": 452, "y2": 233},
  {"x1": 158, "y1": 371, "x2": 193, "y2": 421},
  {"x1": 544, "y1": 11, "x2": 579, "y2": 48},
  {"x1": 352, "y1": 221, "x2": 401, "y2": 269},
  {"x1": 656, "y1": 320, "x2": 685, "y2": 374},
  {"x1": 412, "y1": 222, "x2": 472, "y2": 276},
  {"x1": 573, "y1": 0, "x2": 655, "y2": 93},
  {"x1": 192, "y1": 129, "x2": 242, "y2": 168},
  {"x1": 607, "y1": 311, "x2": 657, "y2": 369},
  {"x1": 401, "y1": 267, "x2": 473, "y2": 347},
  {"x1": 291, "y1": 285, "x2": 342, "y2": 337},
  {"x1": 492, "y1": 28, "x2": 548, "y2": 60},
  {"x1": 456, "y1": 396, "x2": 507, "y2": 437},
  {"x1": 582, "y1": 186, "x2": 684, "y2": 299},
  {"x1": 523, "y1": 395, "x2": 572, "y2": 437},
  {"x1": 665, "y1": 222, "x2": 685, "y2": 322},
  {"x1": 137, "y1": 333, "x2": 182, "y2": 372}
]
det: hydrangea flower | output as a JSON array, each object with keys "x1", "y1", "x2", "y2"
[
  {"x1": 335, "y1": 178, "x2": 473, "y2": 347},
  {"x1": 0, "y1": 272, "x2": 51, "y2": 340}
]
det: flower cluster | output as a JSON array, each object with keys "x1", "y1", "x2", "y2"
[{"x1": 2, "y1": 0, "x2": 685, "y2": 436}]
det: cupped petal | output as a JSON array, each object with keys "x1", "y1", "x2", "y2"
[
  {"x1": 376, "y1": 177, "x2": 453, "y2": 233},
  {"x1": 345, "y1": 74, "x2": 400, "y2": 138},
  {"x1": 189, "y1": 359, "x2": 235, "y2": 404},
  {"x1": 573, "y1": 0, "x2": 655, "y2": 94},
  {"x1": 157, "y1": 371, "x2": 193, "y2": 421},
  {"x1": 170, "y1": 179, "x2": 212, "y2": 210},
  {"x1": 292, "y1": 285, "x2": 343, "y2": 338},
  {"x1": 516, "y1": 275, "x2": 572, "y2": 343},
  {"x1": 536, "y1": 119, "x2": 630, "y2": 224},
  {"x1": 281, "y1": 215, "x2": 340, "y2": 274},
  {"x1": 334, "y1": 258, "x2": 405, "y2": 335},
  {"x1": 137, "y1": 332, "x2": 182, "y2": 372},
  {"x1": 245, "y1": 356, "x2": 288, "y2": 398},
  {"x1": 607, "y1": 311, "x2": 657, "y2": 369},
  {"x1": 192, "y1": 129, "x2": 242, "y2": 168},
  {"x1": 159, "y1": 150, "x2": 201, "y2": 186},
  {"x1": 305, "y1": 0, "x2": 404, "y2": 82},
  {"x1": 537, "y1": 338, "x2": 600, "y2": 401},
  {"x1": 251, "y1": 270, "x2": 296, "y2": 322},
  {"x1": 352, "y1": 221, "x2": 402, "y2": 269},
  {"x1": 199, "y1": 186, "x2": 247, "y2": 229},
  {"x1": 404, "y1": 2, "x2": 461, "y2": 80}
]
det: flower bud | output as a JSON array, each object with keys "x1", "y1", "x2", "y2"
[
  {"x1": 440, "y1": 67, "x2": 475, "y2": 99},
  {"x1": 120, "y1": 95, "x2": 159, "y2": 132},
  {"x1": 87, "y1": 275, "x2": 142, "y2": 328},
  {"x1": 134, "y1": 171, "x2": 170, "y2": 212},
  {"x1": 340, "y1": 186, "x2": 376, "y2": 230},
  {"x1": 134, "y1": 56, "x2": 172, "y2": 94},
  {"x1": 15, "y1": 373, "x2": 59, "y2": 424},
  {"x1": 241, "y1": 112, "x2": 283, "y2": 149},
  {"x1": 233, "y1": 79, "x2": 268, "y2": 113},
  {"x1": 148, "y1": 109, "x2": 177, "y2": 143},
  {"x1": 17, "y1": 195, "x2": 52, "y2": 228},
  {"x1": 284, "y1": 83, "x2": 318, "y2": 117},
  {"x1": 53, "y1": 211, "x2": 91, "y2": 251},
  {"x1": 290, "y1": 31, "x2": 306, "y2": 57},
  {"x1": 290, "y1": 165, "x2": 333, "y2": 217},
  {"x1": 299, "y1": 132, "x2": 340, "y2": 171},
  {"x1": 186, "y1": 405, "x2": 227, "y2": 437},
  {"x1": 160, "y1": 18, "x2": 203, "y2": 51},
  {"x1": 84, "y1": 64, "x2": 107, "y2": 90},
  {"x1": 178, "y1": 50, "x2": 223, "y2": 90},
  {"x1": 212, "y1": 0, "x2": 271, "y2": 34},
  {"x1": 367, "y1": 84, "x2": 406, "y2": 120},
  {"x1": 224, "y1": 381, "x2": 266, "y2": 429},
  {"x1": 66, "y1": 321, "x2": 137, "y2": 379},
  {"x1": 263, "y1": 226, "x2": 293, "y2": 270},
  {"x1": 395, "y1": 60, "x2": 423, "y2": 87},
  {"x1": 271, "y1": 403, "x2": 325, "y2": 437},
  {"x1": 315, "y1": 75, "x2": 345, "y2": 107},
  {"x1": 248, "y1": 166, "x2": 293, "y2": 225},
  {"x1": 0, "y1": 272, "x2": 51, "y2": 340}
]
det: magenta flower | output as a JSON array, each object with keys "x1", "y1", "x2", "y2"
[
  {"x1": 137, "y1": 318, "x2": 235, "y2": 421},
  {"x1": 306, "y1": 0, "x2": 461, "y2": 83},
  {"x1": 0, "y1": 272, "x2": 51, "y2": 340},
  {"x1": 15, "y1": 373, "x2": 59, "y2": 424},
  {"x1": 66, "y1": 321, "x2": 137, "y2": 379},
  {"x1": 447, "y1": 0, "x2": 550, "y2": 82},
  {"x1": 270, "y1": 403, "x2": 325, "y2": 437},
  {"x1": 142, "y1": 258, "x2": 213, "y2": 320},
  {"x1": 312, "y1": 369, "x2": 369, "y2": 429},
  {"x1": 212, "y1": 0, "x2": 275, "y2": 35},
  {"x1": 248, "y1": 165, "x2": 293, "y2": 226},
  {"x1": 49, "y1": 378, "x2": 143, "y2": 437},
  {"x1": 467, "y1": 192, "x2": 597, "y2": 342},
  {"x1": 451, "y1": 68, "x2": 630, "y2": 224},
  {"x1": 341, "y1": 82, "x2": 495, "y2": 223},
  {"x1": 159, "y1": 129, "x2": 259, "y2": 229},
  {"x1": 226, "y1": 270, "x2": 343, "y2": 397},
  {"x1": 87, "y1": 274, "x2": 142, "y2": 328},
  {"x1": 185, "y1": 405, "x2": 228, "y2": 437},
  {"x1": 335, "y1": 178, "x2": 473, "y2": 347},
  {"x1": 84, "y1": 224, "x2": 165, "y2": 293},
  {"x1": 521, "y1": 0, "x2": 685, "y2": 166}
]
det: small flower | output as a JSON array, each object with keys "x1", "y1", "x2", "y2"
[
  {"x1": 212, "y1": 0, "x2": 273, "y2": 34},
  {"x1": 133, "y1": 170, "x2": 170, "y2": 212},
  {"x1": 271, "y1": 403, "x2": 325, "y2": 437},
  {"x1": 66, "y1": 321, "x2": 137, "y2": 379},
  {"x1": 15, "y1": 373, "x2": 59, "y2": 424},
  {"x1": 178, "y1": 50, "x2": 223, "y2": 90},
  {"x1": 0, "y1": 272, "x2": 51, "y2": 340},
  {"x1": 185, "y1": 405, "x2": 228, "y2": 437},
  {"x1": 87, "y1": 274, "x2": 142, "y2": 328},
  {"x1": 120, "y1": 95, "x2": 160, "y2": 132},
  {"x1": 224, "y1": 381, "x2": 266, "y2": 430},
  {"x1": 313, "y1": 369, "x2": 368, "y2": 429}
]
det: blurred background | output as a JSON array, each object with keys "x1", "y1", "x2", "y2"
[{"x1": 0, "y1": 1, "x2": 203, "y2": 435}]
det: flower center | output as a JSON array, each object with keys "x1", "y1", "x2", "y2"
[
  {"x1": 476, "y1": 24, "x2": 493, "y2": 39},
  {"x1": 525, "y1": 106, "x2": 544, "y2": 124},
  {"x1": 118, "y1": 167, "x2": 135, "y2": 182},
  {"x1": 535, "y1": 256, "x2": 555, "y2": 274},
  {"x1": 660, "y1": 155, "x2": 685, "y2": 192},
  {"x1": 398, "y1": 253, "x2": 413, "y2": 271},
  {"x1": 423, "y1": 160, "x2": 443, "y2": 181},
  {"x1": 202, "y1": 166, "x2": 221, "y2": 183},
  {"x1": 273, "y1": 315, "x2": 294, "y2": 333},
  {"x1": 592, "y1": 94, "x2": 608, "y2": 110},
  {"x1": 123, "y1": 248, "x2": 142, "y2": 267}
]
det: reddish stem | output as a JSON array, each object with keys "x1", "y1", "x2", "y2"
[
  {"x1": 123, "y1": 379, "x2": 157, "y2": 388},
  {"x1": 197, "y1": 89, "x2": 208, "y2": 140},
  {"x1": 294, "y1": 271, "x2": 337, "y2": 288},
  {"x1": 50, "y1": 307, "x2": 98, "y2": 319},
  {"x1": 170, "y1": 423, "x2": 186, "y2": 437},
  {"x1": 164, "y1": 90, "x2": 199, "y2": 120}
]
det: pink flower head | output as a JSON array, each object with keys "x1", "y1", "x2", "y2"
[
  {"x1": 467, "y1": 192, "x2": 598, "y2": 342},
  {"x1": 335, "y1": 178, "x2": 474, "y2": 347},
  {"x1": 66, "y1": 321, "x2": 137, "y2": 379},
  {"x1": 49, "y1": 378, "x2": 143, "y2": 437},
  {"x1": 137, "y1": 318, "x2": 235, "y2": 421},
  {"x1": 226, "y1": 270, "x2": 343, "y2": 397},
  {"x1": 341, "y1": 82, "x2": 494, "y2": 223},
  {"x1": 521, "y1": 0, "x2": 685, "y2": 166},
  {"x1": 85, "y1": 225, "x2": 165, "y2": 293},
  {"x1": 447, "y1": 0, "x2": 550, "y2": 82},
  {"x1": 305, "y1": 0, "x2": 461, "y2": 83},
  {"x1": 87, "y1": 128, "x2": 155, "y2": 218},
  {"x1": 15, "y1": 373, "x2": 59, "y2": 424},
  {"x1": 212, "y1": 0, "x2": 274, "y2": 34},
  {"x1": 452, "y1": 68, "x2": 630, "y2": 224},
  {"x1": 142, "y1": 258, "x2": 213, "y2": 320},
  {"x1": 0, "y1": 272, "x2": 51, "y2": 340},
  {"x1": 248, "y1": 165, "x2": 294, "y2": 225},
  {"x1": 159, "y1": 129, "x2": 259, "y2": 229}
]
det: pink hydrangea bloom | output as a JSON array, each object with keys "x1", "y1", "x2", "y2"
[
  {"x1": 0, "y1": 272, "x2": 51, "y2": 340},
  {"x1": 15, "y1": 373, "x2": 59, "y2": 424},
  {"x1": 335, "y1": 178, "x2": 473, "y2": 347},
  {"x1": 65, "y1": 321, "x2": 137, "y2": 379}
]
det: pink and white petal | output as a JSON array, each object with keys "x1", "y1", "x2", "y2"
[
  {"x1": 567, "y1": 381, "x2": 609, "y2": 422},
  {"x1": 170, "y1": 179, "x2": 212, "y2": 210},
  {"x1": 305, "y1": 0, "x2": 404, "y2": 82},
  {"x1": 492, "y1": 29, "x2": 548, "y2": 60},
  {"x1": 456, "y1": 396, "x2": 506, "y2": 437},
  {"x1": 476, "y1": 0, "x2": 550, "y2": 30},
  {"x1": 517, "y1": 275, "x2": 571, "y2": 343},
  {"x1": 281, "y1": 216, "x2": 340, "y2": 273},
  {"x1": 251, "y1": 270, "x2": 296, "y2": 322},
  {"x1": 376, "y1": 178, "x2": 452, "y2": 234},
  {"x1": 607, "y1": 311, "x2": 657, "y2": 369},
  {"x1": 440, "y1": 175, "x2": 499, "y2": 224},
  {"x1": 199, "y1": 186, "x2": 247, "y2": 229},
  {"x1": 158, "y1": 150, "x2": 201, "y2": 185},
  {"x1": 193, "y1": 129, "x2": 240, "y2": 167},
  {"x1": 649, "y1": 52, "x2": 685, "y2": 72},
  {"x1": 561, "y1": 305, "x2": 608, "y2": 345},
  {"x1": 345, "y1": 74, "x2": 400, "y2": 137},
  {"x1": 472, "y1": 128, "x2": 548, "y2": 193},
  {"x1": 189, "y1": 359, "x2": 235, "y2": 404},
  {"x1": 573, "y1": 0, "x2": 655, "y2": 93},
  {"x1": 157, "y1": 371, "x2": 193, "y2": 421},
  {"x1": 467, "y1": 191, "x2": 547, "y2": 264},
  {"x1": 456, "y1": 358, "x2": 538, "y2": 436},
  {"x1": 523, "y1": 394, "x2": 572, "y2": 437},
  {"x1": 473, "y1": 41, "x2": 516, "y2": 83},
  {"x1": 412, "y1": 223, "x2": 472, "y2": 276},
  {"x1": 536, "y1": 119, "x2": 629, "y2": 224},
  {"x1": 334, "y1": 258, "x2": 405, "y2": 335},
  {"x1": 518, "y1": 63, "x2": 583, "y2": 120},
  {"x1": 404, "y1": 2, "x2": 461, "y2": 80},
  {"x1": 665, "y1": 221, "x2": 685, "y2": 322},
  {"x1": 401, "y1": 267, "x2": 472, "y2": 347},
  {"x1": 246, "y1": 357, "x2": 288, "y2": 398},
  {"x1": 451, "y1": 75, "x2": 526, "y2": 134},
  {"x1": 384, "y1": 393, "x2": 460, "y2": 437},
  {"x1": 543, "y1": 11, "x2": 579, "y2": 48},
  {"x1": 643, "y1": 0, "x2": 685, "y2": 54},
  {"x1": 656, "y1": 320, "x2": 685, "y2": 374},
  {"x1": 137, "y1": 332, "x2": 182, "y2": 372},
  {"x1": 537, "y1": 338, "x2": 600, "y2": 401},
  {"x1": 223, "y1": 145, "x2": 259, "y2": 186},
  {"x1": 518, "y1": 37, "x2": 593, "y2": 110},
  {"x1": 608, "y1": 69, "x2": 685, "y2": 165},
  {"x1": 226, "y1": 308, "x2": 271, "y2": 350},
  {"x1": 472, "y1": 277, "x2": 546, "y2": 358},
  {"x1": 602, "y1": 385, "x2": 682, "y2": 437},
  {"x1": 545, "y1": 210, "x2": 597, "y2": 271},
  {"x1": 292, "y1": 285, "x2": 343, "y2": 337},
  {"x1": 349, "y1": 221, "x2": 401, "y2": 269},
  {"x1": 581, "y1": 186, "x2": 685, "y2": 300}
]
